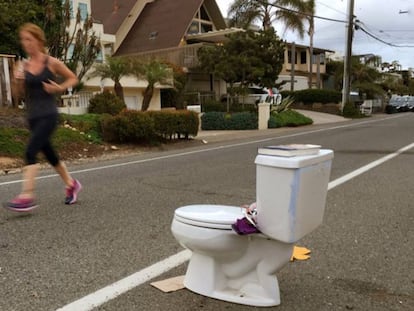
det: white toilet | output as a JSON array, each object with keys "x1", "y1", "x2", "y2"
[{"x1": 171, "y1": 149, "x2": 333, "y2": 306}]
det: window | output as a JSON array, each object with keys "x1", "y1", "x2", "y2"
[
  {"x1": 300, "y1": 51, "x2": 307, "y2": 64},
  {"x1": 312, "y1": 53, "x2": 325, "y2": 65},
  {"x1": 200, "y1": 6, "x2": 210, "y2": 20},
  {"x1": 188, "y1": 21, "x2": 199, "y2": 34},
  {"x1": 287, "y1": 51, "x2": 297, "y2": 64},
  {"x1": 200, "y1": 23, "x2": 212, "y2": 33},
  {"x1": 187, "y1": 5, "x2": 214, "y2": 35},
  {"x1": 79, "y1": 2, "x2": 88, "y2": 21}
]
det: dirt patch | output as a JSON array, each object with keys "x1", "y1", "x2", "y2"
[{"x1": 0, "y1": 157, "x2": 23, "y2": 173}]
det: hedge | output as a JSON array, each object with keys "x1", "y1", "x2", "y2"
[
  {"x1": 101, "y1": 109, "x2": 199, "y2": 143},
  {"x1": 201, "y1": 112, "x2": 258, "y2": 130},
  {"x1": 280, "y1": 89, "x2": 342, "y2": 104}
]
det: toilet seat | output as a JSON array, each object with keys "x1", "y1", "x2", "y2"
[{"x1": 174, "y1": 204, "x2": 244, "y2": 230}]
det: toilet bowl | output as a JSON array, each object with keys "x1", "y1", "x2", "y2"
[
  {"x1": 171, "y1": 204, "x2": 294, "y2": 307},
  {"x1": 171, "y1": 149, "x2": 334, "y2": 306}
]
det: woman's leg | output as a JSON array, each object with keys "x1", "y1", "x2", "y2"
[
  {"x1": 11, "y1": 116, "x2": 56, "y2": 199},
  {"x1": 53, "y1": 161, "x2": 73, "y2": 187},
  {"x1": 20, "y1": 163, "x2": 40, "y2": 198},
  {"x1": 39, "y1": 116, "x2": 82, "y2": 204}
]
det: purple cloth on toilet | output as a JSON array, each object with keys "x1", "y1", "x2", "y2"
[{"x1": 232, "y1": 217, "x2": 261, "y2": 235}]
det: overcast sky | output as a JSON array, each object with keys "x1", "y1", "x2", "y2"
[{"x1": 216, "y1": 0, "x2": 414, "y2": 69}]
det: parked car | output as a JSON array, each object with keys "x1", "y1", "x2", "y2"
[
  {"x1": 407, "y1": 96, "x2": 414, "y2": 112},
  {"x1": 221, "y1": 85, "x2": 282, "y2": 106},
  {"x1": 385, "y1": 95, "x2": 408, "y2": 113}
]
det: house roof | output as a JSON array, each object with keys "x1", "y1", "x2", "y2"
[
  {"x1": 91, "y1": 0, "x2": 139, "y2": 35},
  {"x1": 284, "y1": 42, "x2": 334, "y2": 54},
  {"x1": 92, "y1": 0, "x2": 227, "y2": 56}
]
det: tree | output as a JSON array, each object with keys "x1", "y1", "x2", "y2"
[
  {"x1": 326, "y1": 58, "x2": 384, "y2": 99},
  {"x1": 198, "y1": 29, "x2": 284, "y2": 88},
  {"x1": 129, "y1": 59, "x2": 174, "y2": 111},
  {"x1": 0, "y1": 0, "x2": 101, "y2": 84},
  {"x1": 48, "y1": 0, "x2": 101, "y2": 82},
  {"x1": 228, "y1": 0, "x2": 308, "y2": 35},
  {"x1": 301, "y1": 0, "x2": 316, "y2": 88},
  {"x1": 0, "y1": 0, "x2": 63, "y2": 55},
  {"x1": 88, "y1": 56, "x2": 130, "y2": 102},
  {"x1": 198, "y1": 29, "x2": 284, "y2": 109},
  {"x1": 228, "y1": 0, "x2": 313, "y2": 92}
]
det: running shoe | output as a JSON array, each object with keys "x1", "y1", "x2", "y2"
[
  {"x1": 3, "y1": 196, "x2": 38, "y2": 212},
  {"x1": 65, "y1": 179, "x2": 82, "y2": 205}
]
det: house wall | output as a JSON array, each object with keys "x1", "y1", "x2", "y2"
[
  {"x1": 280, "y1": 45, "x2": 328, "y2": 90},
  {"x1": 277, "y1": 75, "x2": 308, "y2": 91}
]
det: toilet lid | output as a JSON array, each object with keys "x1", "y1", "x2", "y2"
[{"x1": 174, "y1": 204, "x2": 244, "y2": 229}]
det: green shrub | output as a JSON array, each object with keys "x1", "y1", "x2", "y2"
[
  {"x1": 280, "y1": 89, "x2": 341, "y2": 104},
  {"x1": 201, "y1": 112, "x2": 257, "y2": 130},
  {"x1": 101, "y1": 110, "x2": 156, "y2": 143},
  {"x1": 174, "y1": 111, "x2": 199, "y2": 139},
  {"x1": 88, "y1": 91, "x2": 126, "y2": 115},
  {"x1": 270, "y1": 96, "x2": 294, "y2": 114},
  {"x1": 201, "y1": 112, "x2": 227, "y2": 130},
  {"x1": 342, "y1": 102, "x2": 364, "y2": 118},
  {"x1": 227, "y1": 112, "x2": 258, "y2": 129},
  {"x1": 148, "y1": 110, "x2": 199, "y2": 139},
  {"x1": 101, "y1": 109, "x2": 200, "y2": 143},
  {"x1": 268, "y1": 109, "x2": 313, "y2": 128}
]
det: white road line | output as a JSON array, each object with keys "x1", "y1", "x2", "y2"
[
  {"x1": 327, "y1": 142, "x2": 414, "y2": 190},
  {"x1": 56, "y1": 250, "x2": 192, "y2": 311},
  {"x1": 0, "y1": 114, "x2": 404, "y2": 187},
  {"x1": 56, "y1": 140, "x2": 414, "y2": 311}
]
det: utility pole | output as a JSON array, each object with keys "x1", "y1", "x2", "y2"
[{"x1": 341, "y1": 0, "x2": 355, "y2": 112}]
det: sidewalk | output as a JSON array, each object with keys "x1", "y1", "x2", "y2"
[{"x1": 196, "y1": 110, "x2": 350, "y2": 142}]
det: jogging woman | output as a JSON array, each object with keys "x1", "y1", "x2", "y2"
[{"x1": 4, "y1": 23, "x2": 82, "y2": 212}]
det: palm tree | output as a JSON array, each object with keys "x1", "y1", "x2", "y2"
[
  {"x1": 88, "y1": 55, "x2": 130, "y2": 102},
  {"x1": 130, "y1": 59, "x2": 174, "y2": 111},
  {"x1": 302, "y1": 0, "x2": 316, "y2": 88},
  {"x1": 228, "y1": 0, "x2": 308, "y2": 35}
]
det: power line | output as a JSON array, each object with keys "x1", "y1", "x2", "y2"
[
  {"x1": 316, "y1": 0, "x2": 347, "y2": 17},
  {"x1": 269, "y1": 2, "x2": 414, "y2": 49},
  {"x1": 269, "y1": 3, "x2": 348, "y2": 24},
  {"x1": 355, "y1": 23, "x2": 414, "y2": 48}
]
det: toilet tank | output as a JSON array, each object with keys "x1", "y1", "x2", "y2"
[{"x1": 255, "y1": 149, "x2": 333, "y2": 243}]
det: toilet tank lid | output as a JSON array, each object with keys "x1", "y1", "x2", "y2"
[
  {"x1": 255, "y1": 149, "x2": 333, "y2": 168},
  {"x1": 175, "y1": 204, "x2": 244, "y2": 225}
]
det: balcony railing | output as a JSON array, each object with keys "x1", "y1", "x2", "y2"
[{"x1": 133, "y1": 43, "x2": 209, "y2": 69}]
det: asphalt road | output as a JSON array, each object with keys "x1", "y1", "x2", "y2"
[{"x1": 0, "y1": 113, "x2": 413, "y2": 311}]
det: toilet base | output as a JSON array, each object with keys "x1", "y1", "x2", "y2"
[
  {"x1": 183, "y1": 240, "x2": 293, "y2": 307},
  {"x1": 186, "y1": 283, "x2": 281, "y2": 307}
]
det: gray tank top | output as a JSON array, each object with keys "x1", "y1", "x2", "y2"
[{"x1": 24, "y1": 56, "x2": 58, "y2": 119}]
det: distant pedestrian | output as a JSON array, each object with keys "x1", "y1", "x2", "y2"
[{"x1": 4, "y1": 23, "x2": 82, "y2": 212}]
